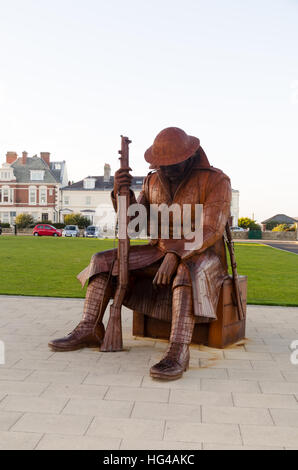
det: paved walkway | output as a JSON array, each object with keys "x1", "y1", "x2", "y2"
[{"x1": 0, "y1": 296, "x2": 298, "y2": 450}]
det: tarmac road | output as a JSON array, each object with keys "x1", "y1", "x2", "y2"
[{"x1": 262, "y1": 241, "x2": 298, "y2": 254}]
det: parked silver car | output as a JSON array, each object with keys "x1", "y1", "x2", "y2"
[
  {"x1": 230, "y1": 226, "x2": 246, "y2": 232},
  {"x1": 62, "y1": 225, "x2": 80, "y2": 237},
  {"x1": 84, "y1": 225, "x2": 101, "y2": 238}
]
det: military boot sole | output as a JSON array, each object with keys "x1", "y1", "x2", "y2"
[
  {"x1": 48, "y1": 340, "x2": 101, "y2": 352},
  {"x1": 150, "y1": 363, "x2": 189, "y2": 381}
]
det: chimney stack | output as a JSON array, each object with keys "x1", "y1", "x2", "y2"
[
  {"x1": 6, "y1": 152, "x2": 18, "y2": 165},
  {"x1": 40, "y1": 152, "x2": 50, "y2": 167},
  {"x1": 22, "y1": 151, "x2": 28, "y2": 165},
  {"x1": 104, "y1": 163, "x2": 111, "y2": 182}
]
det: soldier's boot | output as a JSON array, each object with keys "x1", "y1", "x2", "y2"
[
  {"x1": 150, "y1": 285, "x2": 195, "y2": 380},
  {"x1": 48, "y1": 274, "x2": 113, "y2": 352}
]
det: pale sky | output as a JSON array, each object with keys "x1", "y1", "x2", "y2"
[{"x1": 0, "y1": 0, "x2": 297, "y2": 222}]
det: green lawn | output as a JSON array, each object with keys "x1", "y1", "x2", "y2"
[
  {"x1": 0, "y1": 237, "x2": 297, "y2": 306},
  {"x1": 231, "y1": 243, "x2": 298, "y2": 306}
]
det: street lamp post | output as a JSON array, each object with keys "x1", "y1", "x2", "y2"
[{"x1": 12, "y1": 217, "x2": 17, "y2": 236}]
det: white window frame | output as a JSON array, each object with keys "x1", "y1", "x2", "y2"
[
  {"x1": 0, "y1": 186, "x2": 13, "y2": 204},
  {"x1": 29, "y1": 186, "x2": 37, "y2": 205},
  {"x1": 30, "y1": 170, "x2": 45, "y2": 181},
  {"x1": 39, "y1": 186, "x2": 47, "y2": 205},
  {"x1": 1, "y1": 212, "x2": 9, "y2": 223},
  {"x1": 0, "y1": 165, "x2": 15, "y2": 182},
  {"x1": 83, "y1": 178, "x2": 96, "y2": 189},
  {"x1": 1, "y1": 171, "x2": 9, "y2": 180},
  {"x1": 3, "y1": 187, "x2": 9, "y2": 203},
  {"x1": 3, "y1": 188, "x2": 9, "y2": 203},
  {"x1": 86, "y1": 196, "x2": 91, "y2": 205},
  {"x1": 63, "y1": 196, "x2": 70, "y2": 206}
]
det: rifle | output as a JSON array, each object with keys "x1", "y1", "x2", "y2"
[
  {"x1": 225, "y1": 222, "x2": 245, "y2": 321},
  {"x1": 101, "y1": 135, "x2": 132, "y2": 352}
]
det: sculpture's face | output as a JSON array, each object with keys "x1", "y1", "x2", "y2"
[{"x1": 160, "y1": 156, "x2": 193, "y2": 181}]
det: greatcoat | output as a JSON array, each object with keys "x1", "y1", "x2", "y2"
[{"x1": 77, "y1": 148, "x2": 232, "y2": 323}]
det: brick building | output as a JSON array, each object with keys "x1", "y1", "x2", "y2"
[
  {"x1": 61, "y1": 164, "x2": 144, "y2": 234},
  {"x1": 0, "y1": 151, "x2": 68, "y2": 225},
  {"x1": 61, "y1": 164, "x2": 240, "y2": 232}
]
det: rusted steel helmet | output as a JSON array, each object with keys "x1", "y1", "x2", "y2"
[{"x1": 145, "y1": 127, "x2": 200, "y2": 167}]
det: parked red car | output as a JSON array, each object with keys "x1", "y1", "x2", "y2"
[{"x1": 33, "y1": 224, "x2": 62, "y2": 237}]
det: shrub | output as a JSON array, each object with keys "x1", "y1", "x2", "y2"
[
  {"x1": 28, "y1": 221, "x2": 65, "y2": 229},
  {"x1": 238, "y1": 217, "x2": 252, "y2": 229},
  {"x1": 52, "y1": 223, "x2": 66, "y2": 229},
  {"x1": 266, "y1": 221, "x2": 279, "y2": 231},
  {"x1": 272, "y1": 224, "x2": 291, "y2": 232},
  {"x1": 64, "y1": 214, "x2": 90, "y2": 229},
  {"x1": 15, "y1": 214, "x2": 34, "y2": 228},
  {"x1": 0, "y1": 222, "x2": 11, "y2": 228},
  {"x1": 249, "y1": 222, "x2": 262, "y2": 230},
  {"x1": 28, "y1": 220, "x2": 53, "y2": 228},
  {"x1": 238, "y1": 217, "x2": 260, "y2": 230}
]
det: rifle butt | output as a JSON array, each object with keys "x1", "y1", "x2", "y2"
[{"x1": 100, "y1": 304, "x2": 123, "y2": 352}]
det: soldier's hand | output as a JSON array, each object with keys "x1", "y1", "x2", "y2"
[
  {"x1": 153, "y1": 253, "x2": 179, "y2": 287},
  {"x1": 114, "y1": 168, "x2": 133, "y2": 194}
]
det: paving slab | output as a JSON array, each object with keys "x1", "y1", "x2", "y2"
[
  {"x1": 270, "y1": 408, "x2": 298, "y2": 427},
  {"x1": 201, "y1": 405, "x2": 273, "y2": 425},
  {"x1": 106, "y1": 385, "x2": 170, "y2": 403},
  {"x1": 120, "y1": 439, "x2": 202, "y2": 450},
  {"x1": 0, "y1": 410, "x2": 23, "y2": 431},
  {"x1": 233, "y1": 393, "x2": 297, "y2": 409},
  {"x1": 62, "y1": 398, "x2": 134, "y2": 418},
  {"x1": 0, "y1": 395, "x2": 68, "y2": 414},
  {"x1": 240, "y1": 424, "x2": 298, "y2": 447},
  {"x1": 0, "y1": 431, "x2": 43, "y2": 450},
  {"x1": 36, "y1": 434, "x2": 121, "y2": 450},
  {"x1": 131, "y1": 402, "x2": 202, "y2": 422},
  {"x1": 87, "y1": 417, "x2": 164, "y2": 440},
  {"x1": 201, "y1": 378, "x2": 260, "y2": 394},
  {"x1": 165, "y1": 421, "x2": 242, "y2": 445},
  {"x1": 11, "y1": 412, "x2": 93, "y2": 436}
]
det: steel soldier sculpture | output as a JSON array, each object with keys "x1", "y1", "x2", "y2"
[{"x1": 49, "y1": 127, "x2": 232, "y2": 380}]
